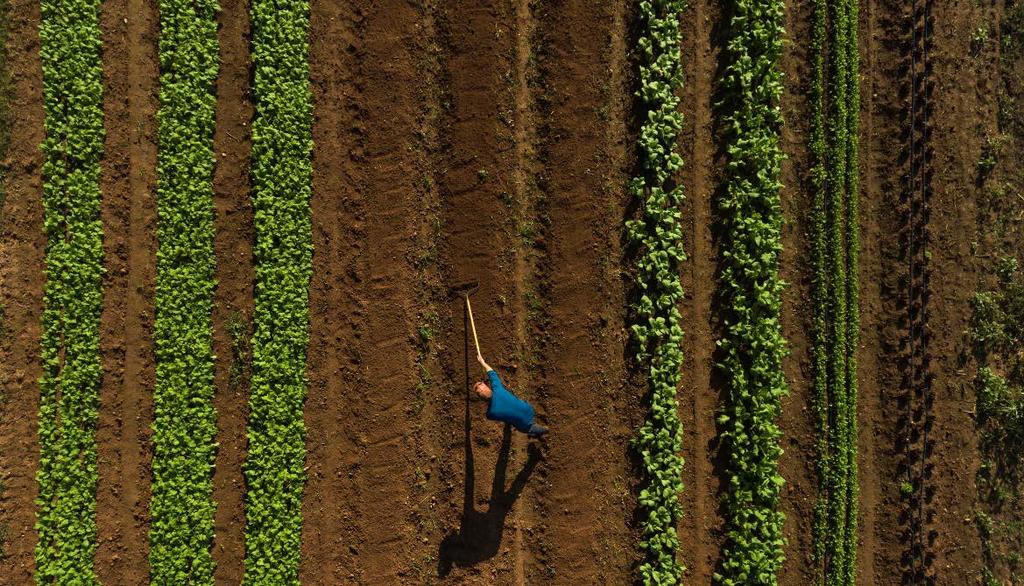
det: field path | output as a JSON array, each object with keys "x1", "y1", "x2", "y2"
[
  {"x1": 303, "y1": 0, "x2": 438, "y2": 582},
  {"x1": 209, "y1": 0, "x2": 255, "y2": 579},
  {"x1": 94, "y1": 1, "x2": 159, "y2": 581},
  {"x1": 0, "y1": 0, "x2": 45, "y2": 580},
  {"x1": 522, "y1": 1, "x2": 640, "y2": 582},
  {"x1": 678, "y1": 0, "x2": 725, "y2": 580}
]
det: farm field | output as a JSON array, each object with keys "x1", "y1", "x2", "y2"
[{"x1": 0, "y1": 0, "x2": 1022, "y2": 584}]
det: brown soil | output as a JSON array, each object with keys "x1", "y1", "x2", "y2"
[
  {"x1": 93, "y1": 0, "x2": 159, "y2": 581},
  {"x1": 677, "y1": 1, "x2": 724, "y2": 581},
  {"x1": 0, "y1": 0, "x2": 44, "y2": 581},
  {"x1": 0, "y1": 0, "x2": 1018, "y2": 583},
  {"x1": 209, "y1": 0, "x2": 254, "y2": 580}
]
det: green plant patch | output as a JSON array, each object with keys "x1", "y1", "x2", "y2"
[
  {"x1": 147, "y1": 0, "x2": 220, "y2": 582},
  {"x1": 714, "y1": 0, "x2": 789, "y2": 583},
  {"x1": 242, "y1": 0, "x2": 314, "y2": 582},
  {"x1": 34, "y1": 0, "x2": 106, "y2": 581},
  {"x1": 627, "y1": 1, "x2": 687, "y2": 583}
]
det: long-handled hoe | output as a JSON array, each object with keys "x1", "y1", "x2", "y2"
[{"x1": 451, "y1": 280, "x2": 481, "y2": 359}]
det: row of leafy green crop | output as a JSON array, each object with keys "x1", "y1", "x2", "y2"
[
  {"x1": 35, "y1": 0, "x2": 106, "y2": 581},
  {"x1": 714, "y1": 0, "x2": 789, "y2": 583},
  {"x1": 808, "y1": 0, "x2": 861, "y2": 582},
  {"x1": 627, "y1": 0, "x2": 687, "y2": 583},
  {"x1": 242, "y1": 0, "x2": 314, "y2": 582},
  {"x1": 148, "y1": 0, "x2": 220, "y2": 583}
]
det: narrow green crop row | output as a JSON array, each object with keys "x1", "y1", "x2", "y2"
[
  {"x1": 242, "y1": 0, "x2": 313, "y2": 582},
  {"x1": 808, "y1": 0, "x2": 861, "y2": 582},
  {"x1": 627, "y1": 0, "x2": 687, "y2": 584},
  {"x1": 714, "y1": 0, "x2": 788, "y2": 584},
  {"x1": 148, "y1": 0, "x2": 220, "y2": 582},
  {"x1": 35, "y1": 0, "x2": 105, "y2": 582}
]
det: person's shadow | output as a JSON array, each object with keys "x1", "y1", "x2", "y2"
[
  {"x1": 437, "y1": 424, "x2": 539, "y2": 577},
  {"x1": 437, "y1": 299, "x2": 539, "y2": 577}
]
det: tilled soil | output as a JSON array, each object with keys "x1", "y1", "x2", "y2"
[{"x1": 0, "y1": 0, "x2": 1015, "y2": 584}]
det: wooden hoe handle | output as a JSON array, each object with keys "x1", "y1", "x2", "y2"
[{"x1": 465, "y1": 295, "x2": 482, "y2": 358}]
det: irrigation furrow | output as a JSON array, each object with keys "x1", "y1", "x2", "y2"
[{"x1": 902, "y1": 0, "x2": 934, "y2": 582}]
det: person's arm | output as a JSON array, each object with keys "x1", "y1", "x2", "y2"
[{"x1": 477, "y1": 353, "x2": 493, "y2": 373}]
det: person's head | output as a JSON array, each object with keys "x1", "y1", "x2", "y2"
[{"x1": 472, "y1": 381, "x2": 492, "y2": 400}]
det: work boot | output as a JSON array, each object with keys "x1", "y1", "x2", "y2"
[{"x1": 527, "y1": 423, "x2": 548, "y2": 438}]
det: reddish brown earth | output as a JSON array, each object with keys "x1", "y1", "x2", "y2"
[
  {"x1": 0, "y1": 0, "x2": 1020, "y2": 584},
  {"x1": 94, "y1": 0, "x2": 158, "y2": 581},
  {"x1": 0, "y1": 0, "x2": 44, "y2": 581},
  {"x1": 209, "y1": 0, "x2": 255, "y2": 580}
]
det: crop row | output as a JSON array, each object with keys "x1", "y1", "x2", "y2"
[
  {"x1": 148, "y1": 0, "x2": 220, "y2": 582},
  {"x1": 242, "y1": 0, "x2": 314, "y2": 582},
  {"x1": 714, "y1": 0, "x2": 789, "y2": 584},
  {"x1": 627, "y1": 0, "x2": 687, "y2": 584},
  {"x1": 35, "y1": 0, "x2": 106, "y2": 582},
  {"x1": 808, "y1": 0, "x2": 861, "y2": 582}
]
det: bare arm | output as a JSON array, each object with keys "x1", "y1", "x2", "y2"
[{"x1": 477, "y1": 353, "x2": 493, "y2": 373}]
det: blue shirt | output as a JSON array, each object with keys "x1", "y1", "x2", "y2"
[{"x1": 485, "y1": 370, "x2": 535, "y2": 432}]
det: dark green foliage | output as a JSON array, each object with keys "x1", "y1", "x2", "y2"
[
  {"x1": 714, "y1": 0, "x2": 788, "y2": 583},
  {"x1": 628, "y1": 0, "x2": 687, "y2": 583},
  {"x1": 148, "y1": 0, "x2": 220, "y2": 582},
  {"x1": 808, "y1": 0, "x2": 861, "y2": 583},
  {"x1": 242, "y1": 0, "x2": 313, "y2": 582},
  {"x1": 35, "y1": 0, "x2": 106, "y2": 581}
]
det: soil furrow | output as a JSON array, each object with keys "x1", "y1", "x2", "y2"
[
  {"x1": 915, "y1": 0, "x2": 985, "y2": 581},
  {"x1": 855, "y1": 0, "x2": 883, "y2": 581},
  {"x1": 94, "y1": 1, "x2": 158, "y2": 581},
  {"x1": 304, "y1": 1, "x2": 436, "y2": 582},
  {"x1": 0, "y1": 0, "x2": 44, "y2": 579},
  {"x1": 433, "y1": 0, "x2": 525, "y2": 582},
  {"x1": 210, "y1": 0, "x2": 254, "y2": 579},
  {"x1": 509, "y1": 0, "x2": 540, "y2": 582},
  {"x1": 777, "y1": 0, "x2": 818, "y2": 581},
  {"x1": 524, "y1": 1, "x2": 638, "y2": 582},
  {"x1": 301, "y1": 0, "x2": 361, "y2": 581},
  {"x1": 678, "y1": 0, "x2": 724, "y2": 580}
]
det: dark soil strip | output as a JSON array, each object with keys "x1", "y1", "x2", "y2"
[
  {"x1": 523, "y1": 1, "x2": 639, "y2": 582},
  {"x1": 777, "y1": 0, "x2": 819, "y2": 581},
  {"x1": 94, "y1": 1, "x2": 158, "y2": 581},
  {"x1": 678, "y1": 0, "x2": 725, "y2": 580},
  {"x1": 303, "y1": 1, "x2": 439, "y2": 582},
  {"x1": 209, "y1": 0, "x2": 254, "y2": 579},
  {"x1": 0, "y1": 0, "x2": 44, "y2": 580},
  {"x1": 865, "y1": 0, "x2": 909, "y2": 581},
  {"x1": 913, "y1": 0, "x2": 987, "y2": 581},
  {"x1": 300, "y1": 0, "x2": 361, "y2": 580},
  {"x1": 854, "y1": 0, "x2": 883, "y2": 581},
  {"x1": 432, "y1": 0, "x2": 530, "y2": 582}
]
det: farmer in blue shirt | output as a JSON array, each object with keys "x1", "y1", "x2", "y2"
[{"x1": 473, "y1": 353, "x2": 548, "y2": 438}]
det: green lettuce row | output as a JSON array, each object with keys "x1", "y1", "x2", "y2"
[
  {"x1": 148, "y1": 0, "x2": 220, "y2": 583},
  {"x1": 714, "y1": 0, "x2": 788, "y2": 584},
  {"x1": 35, "y1": 0, "x2": 105, "y2": 582},
  {"x1": 628, "y1": 1, "x2": 687, "y2": 584},
  {"x1": 242, "y1": 0, "x2": 313, "y2": 582},
  {"x1": 808, "y1": 0, "x2": 861, "y2": 582}
]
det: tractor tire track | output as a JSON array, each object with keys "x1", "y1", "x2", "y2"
[
  {"x1": 303, "y1": 0, "x2": 436, "y2": 582},
  {"x1": 902, "y1": 0, "x2": 935, "y2": 581},
  {"x1": 94, "y1": 1, "x2": 158, "y2": 581}
]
